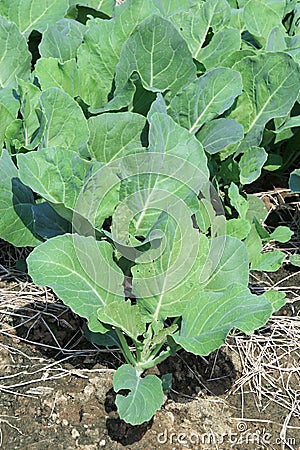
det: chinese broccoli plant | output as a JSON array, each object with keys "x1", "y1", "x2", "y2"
[{"x1": 1, "y1": 0, "x2": 299, "y2": 424}]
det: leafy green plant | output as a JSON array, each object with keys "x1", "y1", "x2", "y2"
[{"x1": 0, "y1": 0, "x2": 299, "y2": 424}]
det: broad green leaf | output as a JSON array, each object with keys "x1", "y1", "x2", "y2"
[
  {"x1": 0, "y1": 150, "x2": 40, "y2": 247},
  {"x1": 198, "y1": 28, "x2": 241, "y2": 69},
  {"x1": 112, "y1": 112, "x2": 208, "y2": 238},
  {"x1": 197, "y1": 118, "x2": 244, "y2": 154},
  {"x1": 290, "y1": 254, "x2": 300, "y2": 267},
  {"x1": 77, "y1": 1, "x2": 163, "y2": 109},
  {"x1": 173, "y1": 284, "x2": 272, "y2": 356},
  {"x1": 87, "y1": 112, "x2": 146, "y2": 162},
  {"x1": 133, "y1": 215, "x2": 205, "y2": 320},
  {"x1": 27, "y1": 234, "x2": 125, "y2": 332},
  {"x1": 226, "y1": 218, "x2": 251, "y2": 240},
  {"x1": 168, "y1": 4, "x2": 208, "y2": 60},
  {"x1": 35, "y1": 58, "x2": 80, "y2": 98},
  {"x1": 239, "y1": 146, "x2": 268, "y2": 184},
  {"x1": 172, "y1": 0, "x2": 232, "y2": 60},
  {"x1": 17, "y1": 147, "x2": 120, "y2": 229},
  {"x1": 169, "y1": 68, "x2": 242, "y2": 134},
  {"x1": 270, "y1": 226, "x2": 293, "y2": 243},
  {"x1": 264, "y1": 290, "x2": 286, "y2": 312},
  {"x1": 40, "y1": 88, "x2": 89, "y2": 156},
  {"x1": 32, "y1": 202, "x2": 72, "y2": 239},
  {"x1": 243, "y1": 0, "x2": 285, "y2": 44},
  {"x1": 111, "y1": 15, "x2": 196, "y2": 109},
  {"x1": 114, "y1": 365, "x2": 164, "y2": 425},
  {"x1": 289, "y1": 168, "x2": 300, "y2": 192},
  {"x1": 39, "y1": 18, "x2": 85, "y2": 62},
  {"x1": 228, "y1": 183, "x2": 249, "y2": 219},
  {"x1": 251, "y1": 250, "x2": 285, "y2": 272},
  {"x1": 0, "y1": 88, "x2": 19, "y2": 149},
  {"x1": 0, "y1": 17, "x2": 31, "y2": 88},
  {"x1": 0, "y1": 0, "x2": 69, "y2": 37},
  {"x1": 98, "y1": 301, "x2": 146, "y2": 341},
  {"x1": 84, "y1": 327, "x2": 120, "y2": 347},
  {"x1": 134, "y1": 229, "x2": 248, "y2": 320},
  {"x1": 231, "y1": 53, "x2": 300, "y2": 153}
]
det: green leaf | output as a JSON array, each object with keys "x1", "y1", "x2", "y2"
[
  {"x1": 17, "y1": 147, "x2": 119, "y2": 228},
  {"x1": 198, "y1": 28, "x2": 241, "y2": 69},
  {"x1": 35, "y1": 58, "x2": 80, "y2": 98},
  {"x1": 243, "y1": 0, "x2": 284, "y2": 44},
  {"x1": 169, "y1": 68, "x2": 242, "y2": 134},
  {"x1": 39, "y1": 18, "x2": 85, "y2": 62},
  {"x1": 270, "y1": 226, "x2": 293, "y2": 243},
  {"x1": 77, "y1": 1, "x2": 164, "y2": 110},
  {"x1": 87, "y1": 112, "x2": 146, "y2": 162},
  {"x1": 0, "y1": 0, "x2": 69, "y2": 37},
  {"x1": 289, "y1": 168, "x2": 300, "y2": 192},
  {"x1": 69, "y1": 0, "x2": 115, "y2": 15},
  {"x1": 226, "y1": 218, "x2": 251, "y2": 240},
  {"x1": 114, "y1": 365, "x2": 164, "y2": 425},
  {"x1": 264, "y1": 290, "x2": 286, "y2": 312},
  {"x1": 266, "y1": 26, "x2": 286, "y2": 52},
  {"x1": 98, "y1": 301, "x2": 146, "y2": 342},
  {"x1": 251, "y1": 250, "x2": 285, "y2": 272},
  {"x1": 0, "y1": 16, "x2": 31, "y2": 88},
  {"x1": 27, "y1": 234, "x2": 125, "y2": 332},
  {"x1": 111, "y1": 15, "x2": 196, "y2": 109},
  {"x1": 84, "y1": 327, "x2": 120, "y2": 347},
  {"x1": 169, "y1": 0, "x2": 232, "y2": 60},
  {"x1": 173, "y1": 284, "x2": 272, "y2": 356},
  {"x1": 40, "y1": 88, "x2": 89, "y2": 156},
  {"x1": 134, "y1": 228, "x2": 249, "y2": 320},
  {"x1": 246, "y1": 194, "x2": 268, "y2": 225},
  {"x1": 197, "y1": 118, "x2": 244, "y2": 154},
  {"x1": 244, "y1": 224, "x2": 262, "y2": 262},
  {"x1": 0, "y1": 150, "x2": 40, "y2": 247},
  {"x1": 239, "y1": 147, "x2": 268, "y2": 184},
  {"x1": 0, "y1": 88, "x2": 19, "y2": 149},
  {"x1": 228, "y1": 183, "x2": 249, "y2": 219},
  {"x1": 32, "y1": 202, "x2": 72, "y2": 239},
  {"x1": 5, "y1": 80, "x2": 46, "y2": 152},
  {"x1": 231, "y1": 53, "x2": 300, "y2": 153},
  {"x1": 111, "y1": 111, "x2": 209, "y2": 239},
  {"x1": 290, "y1": 254, "x2": 300, "y2": 267}
]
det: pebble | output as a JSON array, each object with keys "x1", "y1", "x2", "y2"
[
  {"x1": 99, "y1": 439, "x2": 106, "y2": 447},
  {"x1": 62, "y1": 419, "x2": 69, "y2": 426},
  {"x1": 71, "y1": 428, "x2": 80, "y2": 439}
]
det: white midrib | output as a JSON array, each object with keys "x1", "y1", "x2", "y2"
[{"x1": 245, "y1": 75, "x2": 290, "y2": 137}]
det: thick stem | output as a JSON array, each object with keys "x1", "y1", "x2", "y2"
[
  {"x1": 115, "y1": 328, "x2": 137, "y2": 366},
  {"x1": 136, "y1": 345, "x2": 180, "y2": 371}
]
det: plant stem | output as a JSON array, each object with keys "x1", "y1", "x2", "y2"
[
  {"x1": 136, "y1": 344, "x2": 180, "y2": 371},
  {"x1": 115, "y1": 328, "x2": 137, "y2": 366}
]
